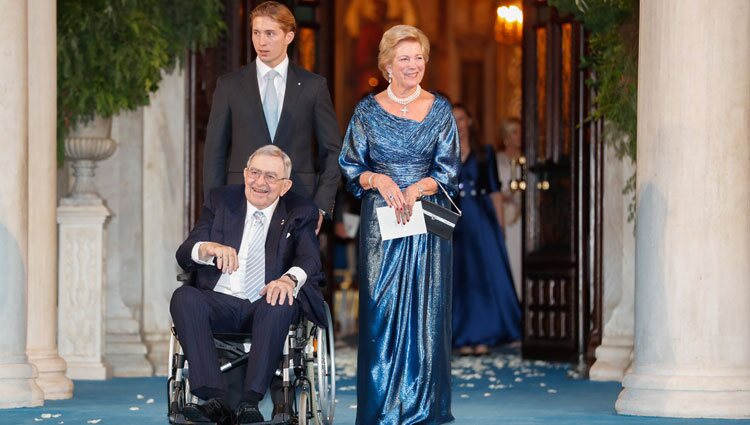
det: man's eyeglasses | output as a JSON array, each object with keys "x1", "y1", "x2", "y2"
[{"x1": 246, "y1": 167, "x2": 288, "y2": 185}]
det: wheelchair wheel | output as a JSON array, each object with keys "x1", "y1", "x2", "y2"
[{"x1": 306, "y1": 302, "x2": 336, "y2": 425}]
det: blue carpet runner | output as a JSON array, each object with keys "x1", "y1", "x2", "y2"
[{"x1": 0, "y1": 347, "x2": 745, "y2": 425}]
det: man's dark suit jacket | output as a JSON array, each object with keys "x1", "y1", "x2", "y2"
[
  {"x1": 203, "y1": 61, "x2": 342, "y2": 217},
  {"x1": 176, "y1": 185, "x2": 327, "y2": 327}
]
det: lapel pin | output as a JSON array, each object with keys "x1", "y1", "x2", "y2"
[
  {"x1": 280, "y1": 219, "x2": 285, "y2": 226},
  {"x1": 297, "y1": 82, "x2": 301, "y2": 86}
]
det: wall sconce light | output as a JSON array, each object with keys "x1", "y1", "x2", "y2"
[{"x1": 495, "y1": 2, "x2": 523, "y2": 44}]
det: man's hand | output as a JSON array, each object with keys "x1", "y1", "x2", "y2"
[
  {"x1": 315, "y1": 211, "x2": 324, "y2": 235},
  {"x1": 199, "y1": 242, "x2": 238, "y2": 274},
  {"x1": 260, "y1": 276, "x2": 296, "y2": 306}
]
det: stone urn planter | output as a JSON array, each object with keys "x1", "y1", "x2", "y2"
[{"x1": 61, "y1": 135, "x2": 116, "y2": 206}]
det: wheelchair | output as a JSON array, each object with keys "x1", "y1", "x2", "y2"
[{"x1": 167, "y1": 273, "x2": 336, "y2": 425}]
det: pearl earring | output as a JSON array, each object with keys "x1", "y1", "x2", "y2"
[{"x1": 388, "y1": 70, "x2": 392, "y2": 84}]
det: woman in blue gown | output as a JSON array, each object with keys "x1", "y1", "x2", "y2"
[
  {"x1": 451, "y1": 104, "x2": 521, "y2": 355},
  {"x1": 339, "y1": 25, "x2": 459, "y2": 425}
]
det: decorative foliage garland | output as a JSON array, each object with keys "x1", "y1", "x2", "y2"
[
  {"x1": 57, "y1": 0, "x2": 226, "y2": 163},
  {"x1": 548, "y1": 0, "x2": 638, "y2": 219}
]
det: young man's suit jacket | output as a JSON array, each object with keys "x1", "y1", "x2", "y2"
[{"x1": 202, "y1": 61, "x2": 342, "y2": 217}]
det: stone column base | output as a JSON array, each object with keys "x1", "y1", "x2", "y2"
[
  {"x1": 66, "y1": 361, "x2": 111, "y2": 381},
  {"x1": 145, "y1": 332, "x2": 171, "y2": 376},
  {"x1": 0, "y1": 363, "x2": 44, "y2": 408},
  {"x1": 27, "y1": 352, "x2": 73, "y2": 400},
  {"x1": 617, "y1": 369, "x2": 750, "y2": 418},
  {"x1": 589, "y1": 335, "x2": 633, "y2": 382},
  {"x1": 105, "y1": 333, "x2": 153, "y2": 377},
  {"x1": 105, "y1": 315, "x2": 153, "y2": 377}
]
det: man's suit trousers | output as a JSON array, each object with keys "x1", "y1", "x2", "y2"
[{"x1": 170, "y1": 285, "x2": 299, "y2": 401}]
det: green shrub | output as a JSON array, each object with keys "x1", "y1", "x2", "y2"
[
  {"x1": 57, "y1": 0, "x2": 225, "y2": 163},
  {"x1": 549, "y1": 0, "x2": 638, "y2": 219}
]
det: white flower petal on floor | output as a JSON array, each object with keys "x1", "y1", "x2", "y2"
[
  {"x1": 129, "y1": 407, "x2": 140, "y2": 411},
  {"x1": 136, "y1": 394, "x2": 144, "y2": 399},
  {"x1": 86, "y1": 420, "x2": 101, "y2": 424},
  {"x1": 41, "y1": 413, "x2": 52, "y2": 418},
  {"x1": 146, "y1": 398, "x2": 154, "y2": 404}
]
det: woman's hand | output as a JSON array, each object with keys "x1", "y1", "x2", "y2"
[
  {"x1": 373, "y1": 174, "x2": 408, "y2": 223},
  {"x1": 400, "y1": 185, "x2": 422, "y2": 223}
]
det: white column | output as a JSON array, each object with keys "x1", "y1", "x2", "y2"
[
  {"x1": 590, "y1": 143, "x2": 635, "y2": 381},
  {"x1": 0, "y1": 0, "x2": 44, "y2": 408},
  {"x1": 616, "y1": 0, "x2": 750, "y2": 418},
  {"x1": 26, "y1": 0, "x2": 73, "y2": 399},
  {"x1": 142, "y1": 69, "x2": 186, "y2": 375}
]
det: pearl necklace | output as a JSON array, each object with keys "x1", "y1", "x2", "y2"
[{"x1": 387, "y1": 84, "x2": 422, "y2": 116}]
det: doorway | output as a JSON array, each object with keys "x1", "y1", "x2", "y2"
[{"x1": 519, "y1": 0, "x2": 603, "y2": 369}]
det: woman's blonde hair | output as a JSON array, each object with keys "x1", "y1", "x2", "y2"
[{"x1": 377, "y1": 25, "x2": 430, "y2": 80}]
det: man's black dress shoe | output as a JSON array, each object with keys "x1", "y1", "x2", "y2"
[
  {"x1": 236, "y1": 402, "x2": 265, "y2": 424},
  {"x1": 184, "y1": 397, "x2": 235, "y2": 425}
]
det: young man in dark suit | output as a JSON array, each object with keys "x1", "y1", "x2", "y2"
[
  {"x1": 203, "y1": 1, "x2": 342, "y2": 233},
  {"x1": 172, "y1": 145, "x2": 327, "y2": 425}
]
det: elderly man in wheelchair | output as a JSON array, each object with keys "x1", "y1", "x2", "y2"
[{"x1": 168, "y1": 145, "x2": 335, "y2": 425}]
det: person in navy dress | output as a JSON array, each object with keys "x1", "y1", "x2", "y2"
[{"x1": 451, "y1": 103, "x2": 521, "y2": 356}]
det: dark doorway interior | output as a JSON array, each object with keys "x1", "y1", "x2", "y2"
[{"x1": 520, "y1": 0, "x2": 603, "y2": 371}]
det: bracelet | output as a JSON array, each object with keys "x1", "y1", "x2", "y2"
[
  {"x1": 415, "y1": 183, "x2": 425, "y2": 198},
  {"x1": 367, "y1": 173, "x2": 378, "y2": 190}
]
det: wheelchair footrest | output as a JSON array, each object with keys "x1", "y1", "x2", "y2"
[
  {"x1": 237, "y1": 412, "x2": 291, "y2": 425},
  {"x1": 169, "y1": 412, "x2": 216, "y2": 424}
]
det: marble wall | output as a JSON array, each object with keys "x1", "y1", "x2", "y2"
[{"x1": 142, "y1": 69, "x2": 187, "y2": 375}]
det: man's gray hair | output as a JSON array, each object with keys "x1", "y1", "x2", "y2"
[{"x1": 246, "y1": 144, "x2": 292, "y2": 178}]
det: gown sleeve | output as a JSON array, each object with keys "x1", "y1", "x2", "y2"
[
  {"x1": 338, "y1": 106, "x2": 370, "y2": 199},
  {"x1": 429, "y1": 104, "x2": 461, "y2": 197}
]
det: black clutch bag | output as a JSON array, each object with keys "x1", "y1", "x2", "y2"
[{"x1": 421, "y1": 181, "x2": 462, "y2": 240}]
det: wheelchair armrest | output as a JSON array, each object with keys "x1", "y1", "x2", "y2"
[{"x1": 176, "y1": 271, "x2": 196, "y2": 285}]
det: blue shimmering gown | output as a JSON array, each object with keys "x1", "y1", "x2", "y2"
[
  {"x1": 452, "y1": 146, "x2": 522, "y2": 347},
  {"x1": 339, "y1": 94, "x2": 459, "y2": 425}
]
